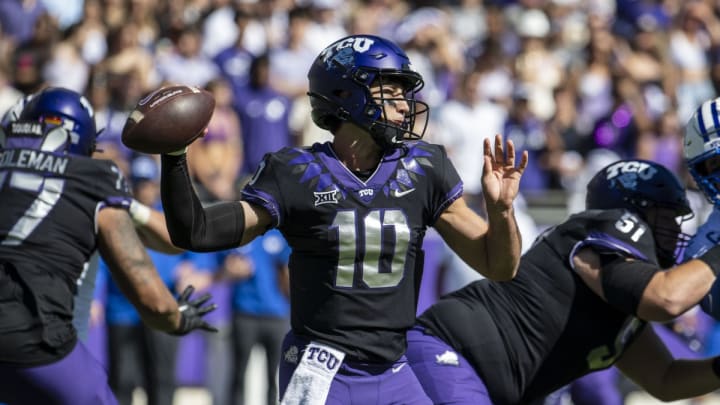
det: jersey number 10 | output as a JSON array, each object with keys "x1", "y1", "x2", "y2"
[{"x1": 331, "y1": 209, "x2": 411, "y2": 288}]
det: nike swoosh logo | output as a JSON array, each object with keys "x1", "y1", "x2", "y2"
[
  {"x1": 392, "y1": 188, "x2": 416, "y2": 198},
  {"x1": 391, "y1": 363, "x2": 406, "y2": 373}
]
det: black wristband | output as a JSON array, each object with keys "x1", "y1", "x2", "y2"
[
  {"x1": 712, "y1": 356, "x2": 720, "y2": 378},
  {"x1": 698, "y1": 245, "x2": 720, "y2": 276}
]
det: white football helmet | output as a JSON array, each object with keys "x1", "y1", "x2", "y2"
[{"x1": 685, "y1": 97, "x2": 720, "y2": 205}]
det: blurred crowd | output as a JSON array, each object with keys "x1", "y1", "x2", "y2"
[
  {"x1": 5, "y1": 0, "x2": 720, "y2": 404},
  {"x1": 4, "y1": 0, "x2": 720, "y2": 200}
]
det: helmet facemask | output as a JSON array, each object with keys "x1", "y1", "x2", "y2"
[
  {"x1": 363, "y1": 70, "x2": 429, "y2": 150},
  {"x1": 638, "y1": 204, "x2": 694, "y2": 268},
  {"x1": 684, "y1": 97, "x2": 720, "y2": 205},
  {"x1": 688, "y1": 149, "x2": 720, "y2": 205}
]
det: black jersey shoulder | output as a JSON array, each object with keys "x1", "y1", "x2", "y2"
[
  {"x1": 547, "y1": 208, "x2": 658, "y2": 265},
  {"x1": 69, "y1": 156, "x2": 132, "y2": 201},
  {"x1": 241, "y1": 141, "x2": 462, "y2": 227}
]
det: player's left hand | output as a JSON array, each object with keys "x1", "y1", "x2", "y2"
[
  {"x1": 481, "y1": 134, "x2": 528, "y2": 212},
  {"x1": 170, "y1": 285, "x2": 218, "y2": 335}
]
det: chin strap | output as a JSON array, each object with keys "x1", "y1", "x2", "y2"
[{"x1": 369, "y1": 123, "x2": 404, "y2": 151}]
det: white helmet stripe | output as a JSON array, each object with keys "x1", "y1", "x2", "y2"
[
  {"x1": 700, "y1": 100, "x2": 716, "y2": 140},
  {"x1": 41, "y1": 127, "x2": 69, "y2": 152},
  {"x1": 712, "y1": 100, "x2": 720, "y2": 135}
]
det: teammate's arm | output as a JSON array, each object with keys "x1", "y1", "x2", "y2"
[
  {"x1": 616, "y1": 326, "x2": 720, "y2": 401},
  {"x1": 97, "y1": 207, "x2": 215, "y2": 334},
  {"x1": 636, "y1": 258, "x2": 715, "y2": 320},
  {"x1": 160, "y1": 153, "x2": 271, "y2": 251},
  {"x1": 435, "y1": 135, "x2": 527, "y2": 281},
  {"x1": 127, "y1": 200, "x2": 184, "y2": 254},
  {"x1": 573, "y1": 247, "x2": 716, "y2": 321},
  {"x1": 97, "y1": 207, "x2": 181, "y2": 332}
]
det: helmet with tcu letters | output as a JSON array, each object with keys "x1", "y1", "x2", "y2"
[
  {"x1": 685, "y1": 97, "x2": 720, "y2": 205},
  {"x1": 6, "y1": 87, "x2": 97, "y2": 156},
  {"x1": 307, "y1": 35, "x2": 429, "y2": 150},
  {"x1": 586, "y1": 159, "x2": 692, "y2": 267}
]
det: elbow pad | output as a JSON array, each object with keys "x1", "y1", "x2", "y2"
[{"x1": 600, "y1": 255, "x2": 657, "y2": 315}]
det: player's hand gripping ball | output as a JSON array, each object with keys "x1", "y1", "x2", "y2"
[{"x1": 122, "y1": 85, "x2": 215, "y2": 154}]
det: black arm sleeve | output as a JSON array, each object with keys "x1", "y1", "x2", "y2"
[
  {"x1": 599, "y1": 254, "x2": 658, "y2": 315},
  {"x1": 160, "y1": 154, "x2": 245, "y2": 252}
]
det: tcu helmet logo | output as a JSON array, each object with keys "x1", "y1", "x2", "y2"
[
  {"x1": 605, "y1": 161, "x2": 657, "y2": 190},
  {"x1": 605, "y1": 161, "x2": 657, "y2": 181},
  {"x1": 320, "y1": 37, "x2": 376, "y2": 65}
]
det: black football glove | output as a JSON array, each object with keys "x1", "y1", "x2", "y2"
[{"x1": 171, "y1": 285, "x2": 218, "y2": 336}]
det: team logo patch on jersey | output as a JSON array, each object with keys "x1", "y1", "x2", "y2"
[
  {"x1": 435, "y1": 350, "x2": 460, "y2": 366},
  {"x1": 314, "y1": 190, "x2": 339, "y2": 206},
  {"x1": 284, "y1": 345, "x2": 299, "y2": 364}
]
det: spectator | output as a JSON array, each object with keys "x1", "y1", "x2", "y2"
[
  {"x1": 223, "y1": 229, "x2": 291, "y2": 405},
  {"x1": 433, "y1": 70, "x2": 507, "y2": 212},
  {"x1": 504, "y1": 84, "x2": 550, "y2": 195},
  {"x1": 187, "y1": 79, "x2": 244, "y2": 202},
  {"x1": 0, "y1": 0, "x2": 46, "y2": 46},
  {"x1": 233, "y1": 53, "x2": 292, "y2": 176},
  {"x1": 268, "y1": 6, "x2": 315, "y2": 99},
  {"x1": 213, "y1": 8, "x2": 255, "y2": 91},
  {"x1": 104, "y1": 156, "x2": 185, "y2": 405},
  {"x1": 42, "y1": 23, "x2": 90, "y2": 93},
  {"x1": 101, "y1": 23, "x2": 158, "y2": 94},
  {"x1": 201, "y1": 0, "x2": 238, "y2": 59},
  {"x1": 303, "y1": 0, "x2": 347, "y2": 54},
  {"x1": 175, "y1": 251, "x2": 233, "y2": 405},
  {"x1": 72, "y1": 0, "x2": 107, "y2": 65},
  {"x1": 669, "y1": 1, "x2": 720, "y2": 122},
  {"x1": 512, "y1": 7, "x2": 564, "y2": 121},
  {"x1": 156, "y1": 24, "x2": 218, "y2": 87}
]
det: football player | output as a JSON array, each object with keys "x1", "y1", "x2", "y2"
[
  {"x1": 1, "y1": 93, "x2": 183, "y2": 342},
  {"x1": 684, "y1": 96, "x2": 720, "y2": 319},
  {"x1": 0, "y1": 87, "x2": 216, "y2": 404},
  {"x1": 158, "y1": 34, "x2": 528, "y2": 404},
  {"x1": 405, "y1": 159, "x2": 720, "y2": 404}
]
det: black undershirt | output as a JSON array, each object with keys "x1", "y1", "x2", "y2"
[{"x1": 352, "y1": 169, "x2": 373, "y2": 181}]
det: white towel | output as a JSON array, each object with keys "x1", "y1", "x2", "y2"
[{"x1": 280, "y1": 341, "x2": 346, "y2": 405}]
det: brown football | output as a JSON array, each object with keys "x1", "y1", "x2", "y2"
[{"x1": 121, "y1": 85, "x2": 215, "y2": 154}]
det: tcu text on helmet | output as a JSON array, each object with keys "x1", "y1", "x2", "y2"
[
  {"x1": 605, "y1": 161, "x2": 657, "y2": 181},
  {"x1": 320, "y1": 37, "x2": 376, "y2": 64}
]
